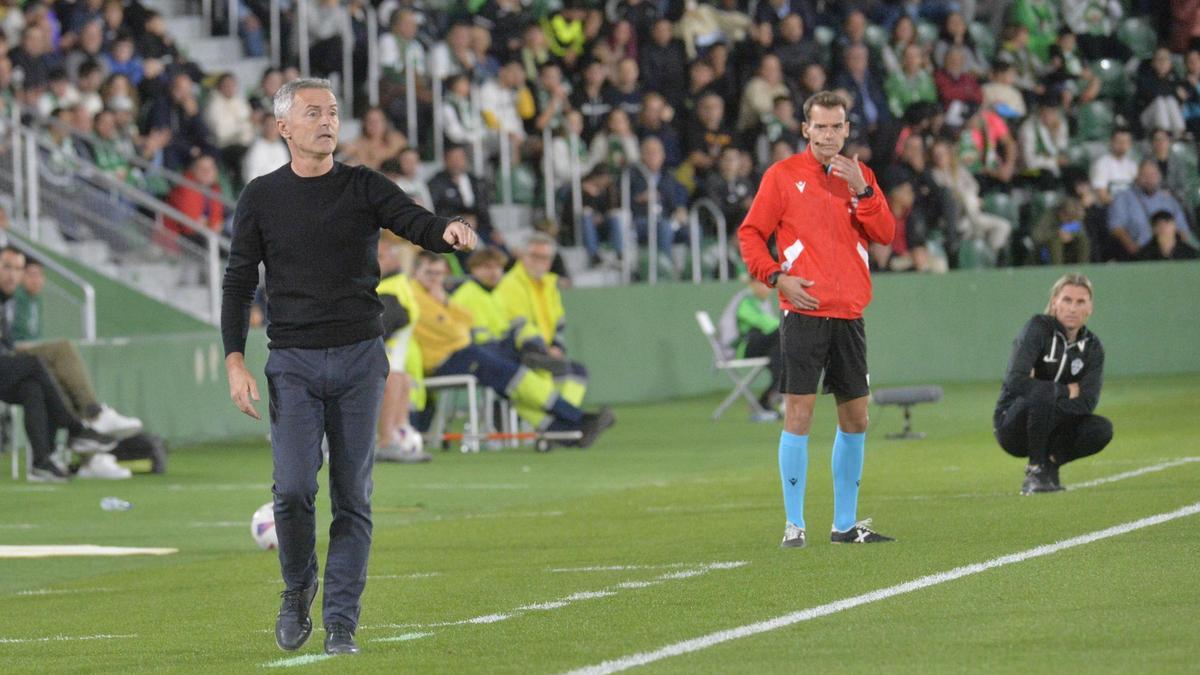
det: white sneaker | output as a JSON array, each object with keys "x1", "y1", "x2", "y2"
[
  {"x1": 87, "y1": 405, "x2": 143, "y2": 440},
  {"x1": 76, "y1": 453, "x2": 132, "y2": 480}
]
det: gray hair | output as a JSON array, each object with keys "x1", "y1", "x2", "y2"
[
  {"x1": 273, "y1": 78, "x2": 335, "y2": 120},
  {"x1": 525, "y1": 231, "x2": 557, "y2": 252}
]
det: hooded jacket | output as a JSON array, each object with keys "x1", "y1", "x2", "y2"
[{"x1": 994, "y1": 314, "x2": 1105, "y2": 426}]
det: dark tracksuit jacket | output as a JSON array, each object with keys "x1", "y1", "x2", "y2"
[{"x1": 994, "y1": 314, "x2": 1105, "y2": 429}]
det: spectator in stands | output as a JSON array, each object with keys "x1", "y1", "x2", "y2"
[
  {"x1": 981, "y1": 59, "x2": 1027, "y2": 120},
  {"x1": 1033, "y1": 196, "x2": 1091, "y2": 264},
  {"x1": 930, "y1": 136, "x2": 1011, "y2": 263},
  {"x1": 306, "y1": 0, "x2": 350, "y2": 78},
  {"x1": 76, "y1": 59, "x2": 104, "y2": 115},
  {"x1": 64, "y1": 19, "x2": 106, "y2": 82},
  {"x1": 881, "y1": 14, "x2": 917, "y2": 78},
  {"x1": 9, "y1": 24, "x2": 53, "y2": 89},
  {"x1": 773, "y1": 13, "x2": 823, "y2": 83},
  {"x1": 870, "y1": 176, "x2": 925, "y2": 271},
  {"x1": 431, "y1": 22, "x2": 475, "y2": 80},
  {"x1": 146, "y1": 71, "x2": 215, "y2": 170},
  {"x1": 1183, "y1": 49, "x2": 1200, "y2": 137},
  {"x1": 1108, "y1": 159, "x2": 1193, "y2": 260},
  {"x1": 702, "y1": 145, "x2": 755, "y2": 232},
  {"x1": 1018, "y1": 96, "x2": 1069, "y2": 188},
  {"x1": 410, "y1": 251, "x2": 612, "y2": 447},
  {"x1": 795, "y1": 62, "x2": 828, "y2": 106},
  {"x1": 101, "y1": 0, "x2": 128, "y2": 46},
  {"x1": 706, "y1": 41, "x2": 739, "y2": 115},
  {"x1": 602, "y1": 19, "x2": 637, "y2": 68},
  {"x1": 551, "y1": 109, "x2": 594, "y2": 189},
  {"x1": 635, "y1": 92, "x2": 681, "y2": 169},
  {"x1": 378, "y1": 8, "x2": 429, "y2": 119},
  {"x1": 38, "y1": 67, "x2": 80, "y2": 118},
  {"x1": 959, "y1": 103, "x2": 1018, "y2": 192},
  {"x1": 469, "y1": 24, "x2": 500, "y2": 83},
  {"x1": 618, "y1": 0, "x2": 662, "y2": 44},
  {"x1": 1060, "y1": 0, "x2": 1129, "y2": 61},
  {"x1": 544, "y1": 1, "x2": 588, "y2": 70},
  {"x1": 935, "y1": 45, "x2": 983, "y2": 108},
  {"x1": 519, "y1": 22, "x2": 552, "y2": 82},
  {"x1": 677, "y1": 0, "x2": 753, "y2": 62},
  {"x1": 1138, "y1": 210, "x2": 1200, "y2": 261},
  {"x1": 567, "y1": 166, "x2": 621, "y2": 267},
  {"x1": 242, "y1": 112, "x2": 289, "y2": 184},
  {"x1": 249, "y1": 67, "x2": 284, "y2": 114},
  {"x1": 65, "y1": 0, "x2": 103, "y2": 36},
  {"x1": 737, "y1": 53, "x2": 789, "y2": 132},
  {"x1": 1041, "y1": 29, "x2": 1100, "y2": 106},
  {"x1": 832, "y1": 9, "x2": 873, "y2": 81},
  {"x1": 205, "y1": 72, "x2": 256, "y2": 185},
  {"x1": 630, "y1": 135, "x2": 690, "y2": 263},
  {"x1": 374, "y1": 238, "x2": 430, "y2": 463},
  {"x1": 428, "y1": 143, "x2": 495, "y2": 245},
  {"x1": 639, "y1": 18, "x2": 687, "y2": 110},
  {"x1": 389, "y1": 148, "x2": 432, "y2": 209},
  {"x1": 996, "y1": 23, "x2": 1042, "y2": 97},
  {"x1": 480, "y1": 60, "x2": 531, "y2": 154},
  {"x1": 441, "y1": 74, "x2": 482, "y2": 155},
  {"x1": 0, "y1": 268, "x2": 118, "y2": 481},
  {"x1": 885, "y1": 43, "x2": 938, "y2": 119},
  {"x1": 1148, "y1": 129, "x2": 1193, "y2": 221},
  {"x1": 833, "y1": 43, "x2": 891, "y2": 160},
  {"x1": 165, "y1": 153, "x2": 225, "y2": 247},
  {"x1": 1135, "y1": 47, "x2": 1188, "y2": 139},
  {"x1": 137, "y1": 10, "x2": 182, "y2": 65},
  {"x1": 88, "y1": 108, "x2": 137, "y2": 186},
  {"x1": 9, "y1": 255, "x2": 43, "y2": 343},
  {"x1": 893, "y1": 133, "x2": 958, "y2": 266},
  {"x1": 589, "y1": 108, "x2": 640, "y2": 177},
  {"x1": 339, "y1": 106, "x2": 407, "y2": 170},
  {"x1": 1007, "y1": 0, "x2": 1059, "y2": 62},
  {"x1": 749, "y1": 95, "x2": 801, "y2": 157},
  {"x1": 531, "y1": 61, "x2": 570, "y2": 135},
  {"x1": 1089, "y1": 127, "x2": 1137, "y2": 205},
  {"x1": 995, "y1": 273, "x2": 1110, "y2": 494},
  {"x1": 933, "y1": 11, "x2": 985, "y2": 75},
  {"x1": 612, "y1": 56, "x2": 645, "y2": 118},
  {"x1": 571, "y1": 58, "x2": 616, "y2": 142},
  {"x1": 103, "y1": 32, "x2": 143, "y2": 85}
]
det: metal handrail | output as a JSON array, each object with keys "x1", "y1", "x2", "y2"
[
  {"x1": 567, "y1": 134, "x2": 583, "y2": 249},
  {"x1": 3, "y1": 228, "x2": 97, "y2": 341},
  {"x1": 498, "y1": 129, "x2": 513, "y2": 204},
  {"x1": 542, "y1": 126, "x2": 554, "y2": 219},
  {"x1": 298, "y1": 0, "x2": 310, "y2": 75},
  {"x1": 404, "y1": 45, "x2": 418, "y2": 147},
  {"x1": 469, "y1": 82, "x2": 484, "y2": 175},
  {"x1": 270, "y1": 0, "x2": 281, "y2": 67},
  {"x1": 619, "y1": 163, "x2": 658, "y2": 285},
  {"x1": 431, "y1": 58, "x2": 444, "y2": 165},
  {"x1": 366, "y1": 4, "x2": 380, "y2": 108},
  {"x1": 340, "y1": 8, "x2": 354, "y2": 121},
  {"x1": 688, "y1": 198, "x2": 730, "y2": 282}
]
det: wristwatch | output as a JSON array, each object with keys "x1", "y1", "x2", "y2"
[
  {"x1": 767, "y1": 270, "x2": 782, "y2": 287},
  {"x1": 855, "y1": 185, "x2": 875, "y2": 200}
]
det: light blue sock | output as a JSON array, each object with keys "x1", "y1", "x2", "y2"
[
  {"x1": 831, "y1": 428, "x2": 866, "y2": 532},
  {"x1": 778, "y1": 431, "x2": 808, "y2": 529}
]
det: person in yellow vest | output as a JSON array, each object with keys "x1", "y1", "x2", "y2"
[
  {"x1": 493, "y1": 232, "x2": 590, "y2": 411},
  {"x1": 374, "y1": 238, "x2": 432, "y2": 463},
  {"x1": 411, "y1": 251, "x2": 613, "y2": 447}
]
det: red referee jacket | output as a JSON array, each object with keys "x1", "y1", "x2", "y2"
[{"x1": 738, "y1": 147, "x2": 894, "y2": 319}]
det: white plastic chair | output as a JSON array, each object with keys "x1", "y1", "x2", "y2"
[
  {"x1": 695, "y1": 310, "x2": 773, "y2": 421},
  {"x1": 423, "y1": 374, "x2": 481, "y2": 452}
]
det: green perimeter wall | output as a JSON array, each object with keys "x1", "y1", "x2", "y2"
[{"x1": 47, "y1": 262, "x2": 1200, "y2": 444}]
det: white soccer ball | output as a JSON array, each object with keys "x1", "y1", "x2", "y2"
[
  {"x1": 251, "y1": 502, "x2": 278, "y2": 551},
  {"x1": 397, "y1": 424, "x2": 424, "y2": 454}
]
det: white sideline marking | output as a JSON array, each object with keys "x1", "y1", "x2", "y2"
[
  {"x1": 164, "y1": 483, "x2": 271, "y2": 492},
  {"x1": 564, "y1": 502, "x2": 1200, "y2": 675},
  {"x1": 411, "y1": 483, "x2": 529, "y2": 490},
  {"x1": 0, "y1": 523, "x2": 37, "y2": 530},
  {"x1": 644, "y1": 503, "x2": 761, "y2": 514},
  {"x1": 1069, "y1": 456, "x2": 1200, "y2": 489},
  {"x1": 0, "y1": 633, "x2": 136, "y2": 644},
  {"x1": 261, "y1": 654, "x2": 334, "y2": 668},
  {"x1": 375, "y1": 632, "x2": 433, "y2": 643},
  {"x1": 189, "y1": 521, "x2": 244, "y2": 528},
  {"x1": 358, "y1": 562, "x2": 748, "y2": 632},
  {"x1": 0, "y1": 545, "x2": 178, "y2": 558},
  {"x1": 15, "y1": 588, "x2": 114, "y2": 597},
  {"x1": 369, "y1": 572, "x2": 442, "y2": 580},
  {"x1": 551, "y1": 562, "x2": 747, "y2": 573}
]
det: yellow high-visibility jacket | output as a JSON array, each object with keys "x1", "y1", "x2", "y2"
[{"x1": 494, "y1": 261, "x2": 565, "y2": 351}]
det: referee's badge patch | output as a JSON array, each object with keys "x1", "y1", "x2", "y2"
[{"x1": 1071, "y1": 358, "x2": 1083, "y2": 376}]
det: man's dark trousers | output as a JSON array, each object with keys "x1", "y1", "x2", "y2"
[{"x1": 265, "y1": 337, "x2": 388, "y2": 630}]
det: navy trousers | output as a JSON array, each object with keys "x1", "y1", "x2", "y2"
[{"x1": 265, "y1": 337, "x2": 387, "y2": 630}]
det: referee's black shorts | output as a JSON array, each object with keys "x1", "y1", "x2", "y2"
[{"x1": 778, "y1": 311, "x2": 870, "y2": 400}]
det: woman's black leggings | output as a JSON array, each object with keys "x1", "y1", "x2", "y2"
[{"x1": 995, "y1": 395, "x2": 1113, "y2": 467}]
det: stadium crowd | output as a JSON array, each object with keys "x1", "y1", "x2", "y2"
[{"x1": 2, "y1": 0, "x2": 1199, "y2": 275}]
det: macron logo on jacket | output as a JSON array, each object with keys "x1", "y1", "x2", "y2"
[{"x1": 795, "y1": 180, "x2": 806, "y2": 193}]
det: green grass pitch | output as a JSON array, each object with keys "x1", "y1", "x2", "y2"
[{"x1": 2, "y1": 374, "x2": 1198, "y2": 673}]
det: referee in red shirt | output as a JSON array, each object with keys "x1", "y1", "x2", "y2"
[{"x1": 738, "y1": 91, "x2": 896, "y2": 548}]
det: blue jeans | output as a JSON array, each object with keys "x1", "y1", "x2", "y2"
[
  {"x1": 633, "y1": 215, "x2": 687, "y2": 256},
  {"x1": 581, "y1": 211, "x2": 624, "y2": 258},
  {"x1": 265, "y1": 337, "x2": 388, "y2": 631}
]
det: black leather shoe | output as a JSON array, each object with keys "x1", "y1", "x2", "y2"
[
  {"x1": 275, "y1": 581, "x2": 317, "y2": 651},
  {"x1": 324, "y1": 623, "x2": 359, "y2": 655}
]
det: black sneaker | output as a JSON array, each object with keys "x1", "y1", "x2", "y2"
[
  {"x1": 577, "y1": 406, "x2": 616, "y2": 449},
  {"x1": 324, "y1": 623, "x2": 359, "y2": 655},
  {"x1": 830, "y1": 519, "x2": 895, "y2": 544},
  {"x1": 275, "y1": 581, "x2": 318, "y2": 651},
  {"x1": 1021, "y1": 464, "x2": 1064, "y2": 495},
  {"x1": 780, "y1": 523, "x2": 806, "y2": 548},
  {"x1": 28, "y1": 461, "x2": 70, "y2": 483},
  {"x1": 1045, "y1": 462, "x2": 1062, "y2": 490},
  {"x1": 68, "y1": 427, "x2": 118, "y2": 454}
]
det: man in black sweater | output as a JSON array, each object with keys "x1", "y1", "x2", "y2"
[
  {"x1": 221, "y1": 78, "x2": 475, "y2": 656},
  {"x1": 994, "y1": 274, "x2": 1112, "y2": 495}
]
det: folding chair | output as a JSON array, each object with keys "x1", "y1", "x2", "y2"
[
  {"x1": 4, "y1": 404, "x2": 31, "y2": 480},
  {"x1": 423, "y1": 374, "x2": 481, "y2": 452},
  {"x1": 695, "y1": 310, "x2": 772, "y2": 421}
]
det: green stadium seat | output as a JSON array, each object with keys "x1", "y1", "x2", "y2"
[
  {"x1": 982, "y1": 191, "x2": 1019, "y2": 225},
  {"x1": 1170, "y1": 141, "x2": 1198, "y2": 173},
  {"x1": 968, "y1": 22, "x2": 996, "y2": 61},
  {"x1": 1117, "y1": 16, "x2": 1158, "y2": 61},
  {"x1": 865, "y1": 24, "x2": 886, "y2": 50},
  {"x1": 814, "y1": 25, "x2": 835, "y2": 48},
  {"x1": 916, "y1": 21, "x2": 938, "y2": 46},
  {"x1": 1074, "y1": 100, "x2": 1115, "y2": 142},
  {"x1": 1091, "y1": 58, "x2": 1132, "y2": 101}
]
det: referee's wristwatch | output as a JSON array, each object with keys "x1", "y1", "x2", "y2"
[
  {"x1": 854, "y1": 185, "x2": 875, "y2": 200},
  {"x1": 767, "y1": 270, "x2": 782, "y2": 287}
]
